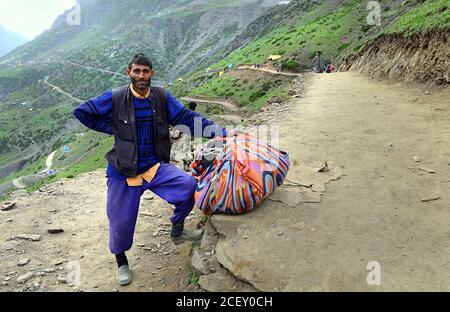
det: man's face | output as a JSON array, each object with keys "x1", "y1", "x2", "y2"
[{"x1": 127, "y1": 64, "x2": 153, "y2": 90}]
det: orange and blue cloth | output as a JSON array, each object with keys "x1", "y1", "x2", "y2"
[{"x1": 192, "y1": 133, "x2": 290, "y2": 215}]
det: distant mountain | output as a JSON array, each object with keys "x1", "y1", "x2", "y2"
[
  {"x1": 0, "y1": 25, "x2": 28, "y2": 57},
  {"x1": 1, "y1": 0, "x2": 278, "y2": 80}
]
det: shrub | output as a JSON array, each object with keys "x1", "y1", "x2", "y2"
[
  {"x1": 280, "y1": 59, "x2": 301, "y2": 71},
  {"x1": 361, "y1": 25, "x2": 372, "y2": 33},
  {"x1": 249, "y1": 91, "x2": 266, "y2": 102},
  {"x1": 261, "y1": 82, "x2": 272, "y2": 92},
  {"x1": 353, "y1": 44, "x2": 364, "y2": 52},
  {"x1": 338, "y1": 43, "x2": 351, "y2": 51}
]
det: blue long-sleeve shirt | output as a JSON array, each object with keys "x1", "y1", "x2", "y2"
[{"x1": 73, "y1": 88, "x2": 226, "y2": 179}]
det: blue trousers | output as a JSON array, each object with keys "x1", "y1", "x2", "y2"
[{"x1": 106, "y1": 163, "x2": 197, "y2": 254}]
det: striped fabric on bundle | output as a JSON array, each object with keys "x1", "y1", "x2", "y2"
[{"x1": 192, "y1": 134, "x2": 290, "y2": 215}]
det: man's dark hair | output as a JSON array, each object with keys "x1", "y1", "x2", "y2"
[
  {"x1": 189, "y1": 101, "x2": 197, "y2": 111},
  {"x1": 128, "y1": 53, "x2": 153, "y2": 70}
]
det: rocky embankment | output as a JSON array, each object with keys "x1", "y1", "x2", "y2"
[{"x1": 340, "y1": 29, "x2": 450, "y2": 85}]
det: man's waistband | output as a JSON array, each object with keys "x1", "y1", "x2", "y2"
[{"x1": 126, "y1": 162, "x2": 161, "y2": 186}]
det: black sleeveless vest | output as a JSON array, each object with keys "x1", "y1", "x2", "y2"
[{"x1": 105, "y1": 85, "x2": 171, "y2": 177}]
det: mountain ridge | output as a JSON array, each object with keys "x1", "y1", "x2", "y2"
[{"x1": 0, "y1": 25, "x2": 29, "y2": 57}]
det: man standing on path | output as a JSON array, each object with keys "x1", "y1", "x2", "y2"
[
  {"x1": 311, "y1": 51, "x2": 324, "y2": 73},
  {"x1": 73, "y1": 54, "x2": 228, "y2": 286}
]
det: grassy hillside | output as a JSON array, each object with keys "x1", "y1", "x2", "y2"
[
  {"x1": 24, "y1": 135, "x2": 114, "y2": 193},
  {"x1": 189, "y1": 70, "x2": 290, "y2": 112},
  {"x1": 387, "y1": 0, "x2": 450, "y2": 34},
  {"x1": 0, "y1": 79, "x2": 74, "y2": 157},
  {"x1": 182, "y1": 0, "x2": 368, "y2": 113},
  {"x1": 182, "y1": 0, "x2": 449, "y2": 111}
]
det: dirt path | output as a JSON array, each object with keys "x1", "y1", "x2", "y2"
[
  {"x1": 12, "y1": 178, "x2": 27, "y2": 189},
  {"x1": 65, "y1": 61, "x2": 165, "y2": 86},
  {"x1": 0, "y1": 169, "x2": 204, "y2": 292},
  {"x1": 45, "y1": 152, "x2": 56, "y2": 171},
  {"x1": 280, "y1": 73, "x2": 449, "y2": 291},
  {"x1": 44, "y1": 152, "x2": 56, "y2": 173},
  {"x1": 199, "y1": 72, "x2": 450, "y2": 291},
  {"x1": 235, "y1": 65, "x2": 304, "y2": 77},
  {"x1": 66, "y1": 61, "x2": 127, "y2": 78},
  {"x1": 43, "y1": 81, "x2": 84, "y2": 103},
  {"x1": 180, "y1": 96, "x2": 240, "y2": 112}
]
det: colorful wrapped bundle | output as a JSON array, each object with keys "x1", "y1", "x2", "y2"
[{"x1": 192, "y1": 133, "x2": 290, "y2": 215}]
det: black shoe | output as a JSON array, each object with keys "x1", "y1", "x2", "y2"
[
  {"x1": 171, "y1": 222, "x2": 203, "y2": 245},
  {"x1": 171, "y1": 228, "x2": 204, "y2": 245}
]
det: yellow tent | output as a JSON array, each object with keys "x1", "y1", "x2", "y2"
[
  {"x1": 177, "y1": 77, "x2": 184, "y2": 82},
  {"x1": 267, "y1": 54, "x2": 282, "y2": 61},
  {"x1": 218, "y1": 71, "x2": 224, "y2": 76}
]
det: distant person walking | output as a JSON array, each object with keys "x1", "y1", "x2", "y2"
[{"x1": 311, "y1": 51, "x2": 324, "y2": 73}]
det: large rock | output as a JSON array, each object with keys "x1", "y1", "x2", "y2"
[
  {"x1": 1, "y1": 201, "x2": 16, "y2": 211},
  {"x1": 268, "y1": 188, "x2": 303, "y2": 207},
  {"x1": 211, "y1": 203, "x2": 301, "y2": 291},
  {"x1": 191, "y1": 221, "x2": 221, "y2": 276},
  {"x1": 17, "y1": 272, "x2": 34, "y2": 283},
  {"x1": 17, "y1": 258, "x2": 30, "y2": 266},
  {"x1": 198, "y1": 267, "x2": 256, "y2": 292},
  {"x1": 16, "y1": 234, "x2": 41, "y2": 241},
  {"x1": 191, "y1": 248, "x2": 209, "y2": 275}
]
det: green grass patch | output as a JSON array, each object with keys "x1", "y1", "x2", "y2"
[
  {"x1": 209, "y1": 0, "x2": 367, "y2": 69},
  {"x1": 0, "y1": 194, "x2": 11, "y2": 203},
  {"x1": 0, "y1": 155, "x2": 47, "y2": 185},
  {"x1": 21, "y1": 134, "x2": 113, "y2": 193},
  {"x1": 189, "y1": 71, "x2": 290, "y2": 112},
  {"x1": 185, "y1": 264, "x2": 201, "y2": 285},
  {"x1": 387, "y1": 0, "x2": 450, "y2": 34}
]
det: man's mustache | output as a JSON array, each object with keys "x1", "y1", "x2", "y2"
[{"x1": 132, "y1": 78, "x2": 151, "y2": 87}]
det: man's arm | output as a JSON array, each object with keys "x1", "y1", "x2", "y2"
[
  {"x1": 167, "y1": 92, "x2": 227, "y2": 139},
  {"x1": 73, "y1": 90, "x2": 113, "y2": 135}
]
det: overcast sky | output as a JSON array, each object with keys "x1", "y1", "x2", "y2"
[{"x1": 0, "y1": 0, "x2": 77, "y2": 39}]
